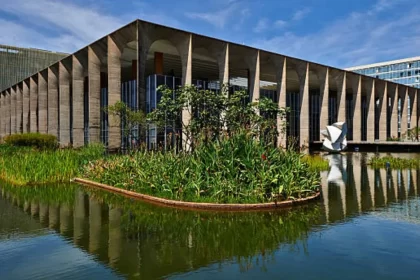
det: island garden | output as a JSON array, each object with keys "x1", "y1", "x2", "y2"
[{"x1": 0, "y1": 86, "x2": 328, "y2": 204}]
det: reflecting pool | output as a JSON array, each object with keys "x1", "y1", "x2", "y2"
[{"x1": 1, "y1": 153, "x2": 420, "y2": 279}]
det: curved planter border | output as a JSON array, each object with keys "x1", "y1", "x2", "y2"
[{"x1": 74, "y1": 178, "x2": 321, "y2": 211}]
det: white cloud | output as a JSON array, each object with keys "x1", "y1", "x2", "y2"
[
  {"x1": 274, "y1": 20, "x2": 287, "y2": 28},
  {"x1": 186, "y1": 3, "x2": 240, "y2": 29},
  {"x1": 253, "y1": 18, "x2": 269, "y2": 33},
  {"x1": 292, "y1": 7, "x2": 311, "y2": 21},
  {"x1": 251, "y1": 0, "x2": 420, "y2": 68}
]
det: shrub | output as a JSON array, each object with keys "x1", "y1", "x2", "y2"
[{"x1": 3, "y1": 133, "x2": 58, "y2": 149}]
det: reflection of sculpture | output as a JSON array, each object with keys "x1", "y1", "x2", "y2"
[
  {"x1": 323, "y1": 154, "x2": 347, "y2": 185},
  {"x1": 321, "y1": 122, "x2": 348, "y2": 153}
]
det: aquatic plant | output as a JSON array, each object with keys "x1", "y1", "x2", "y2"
[
  {"x1": 0, "y1": 144, "x2": 105, "y2": 185},
  {"x1": 368, "y1": 155, "x2": 420, "y2": 169},
  {"x1": 302, "y1": 154, "x2": 329, "y2": 172},
  {"x1": 83, "y1": 132, "x2": 320, "y2": 204}
]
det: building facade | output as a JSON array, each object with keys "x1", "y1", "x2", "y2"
[
  {"x1": 347, "y1": 57, "x2": 420, "y2": 137},
  {"x1": 0, "y1": 44, "x2": 68, "y2": 92},
  {"x1": 0, "y1": 19, "x2": 419, "y2": 150}
]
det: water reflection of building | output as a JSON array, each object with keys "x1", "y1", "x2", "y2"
[
  {"x1": 321, "y1": 153, "x2": 420, "y2": 224},
  {"x1": 0, "y1": 165, "x2": 419, "y2": 278}
]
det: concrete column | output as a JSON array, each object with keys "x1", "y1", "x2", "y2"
[
  {"x1": 366, "y1": 79, "x2": 375, "y2": 141},
  {"x1": 38, "y1": 71, "x2": 48, "y2": 134},
  {"x1": 400, "y1": 86, "x2": 408, "y2": 139},
  {"x1": 297, "y1": 62, "x2": 310, "y2": 151},
  {"x1": 48, "y1": 66, "x2": 59, "y2": 137},
  {"x1": 16, "y1": 84, "x2": 23, "y2": 133},
  {"x1": 154, "y1": 52, "x2": 163, "y2": 75},
  {"x1": 276, "y1": 57, "x2": 287, "y2": 148},
  {"x1": 352, "y1": 75, "x2": 362, "y2": 141},
  {"x1": 72, "y1": 54, "x2": 85, "y2": 148},
  {"x1": 10, "y1": 87, "x2": 16, "y2": 134},
  {"x1": 319, "y1": 67, "x2": 329, "y2": 131},
  {"x1": 249, "y1": 50, "x2": 260, "y2": 103},
  {"x1": 0, "y1": 93, "x2": 4, "y2": 138},
  {"x1": 23, "y1": 80, "x2": 30, "y2": 133},
  {"x1": 88, "y1": 45, "x2": 102, "y2": 143},
  {"x1": 59, "y1": 61, "x2": 71, "y2": 146},
  {"x1": 30, "y1": 76, "x2": 38, "y2": 132},
  {"x1": 108, "y1": 35, "x2": 123, "y2": 150},
  {"x1": 6, "y1": 90, "x2": 11, "y2": 135},
  {"x1": 218, "y1": 43, "x2": 229, "y2": 95},
  {"x1": 410, "y1": 89, "x2": 418, "y2": 140},
  {"x1": 336, "y1": 72, "x2": 346, "y2": 122},
  {"x1": 180, "y1": 34, "x2": 193, "y2": 151},
  {"x1": 378, "y1": 82, "x2": 388, "y2": 141},
  {"x1": 390, "y1": 84, "x2": 399, "y2": 139}
]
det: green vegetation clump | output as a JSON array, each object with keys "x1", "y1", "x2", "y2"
[
  {"x1": 302, "y1": 155, "x2": 329, "y2": 172},
  {"x1": 0, "y1": 144, "x2": 104, "y2": 185},
  {"x1": 83, "y1": 132, "x2": 320, "y2": 204},
  {"x1": 368, "y1": 155, "x2": 420, "y2": 169},
  {"x1": 3, "y1": 133, "x2": 58, "y2": 149}
]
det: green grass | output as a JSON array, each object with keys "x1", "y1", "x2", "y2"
[
  {"x1": 0, "y1": 144, "x2": 104, "y2": 185},
  {"x1": 368, "y1": 155, "x2": 420, "y2": 169},
  {"x1": 83, "y1": 132, "x2": 320, "y2": 204},
  {"x1": 302, "y1": 155, "x2": 329, "y2": 172}
]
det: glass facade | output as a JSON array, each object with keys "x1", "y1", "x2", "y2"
[{"x1": 352, "y1": 59, "x2": 420, "y2": 88}]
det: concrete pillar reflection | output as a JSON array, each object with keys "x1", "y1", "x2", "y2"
[
  {"x1": 402, "y1": 169, "x2": 409, "y2": 199},
  {"x1": 38, "y1": 71, "x2": 48, "y2": 134},
  {"x1": 108, "y1": 35, "x2": 123, "y2": 150},
  {"x1": 352, "y1": 75, "x2": 362, "y2": 141},
  {"x1": 16, "y1": 84, "x2": 23, "y2": 133},
  {"x1": 89, "y1": 198, "x2": 102, "y2": 253},
  {"x1": 366, "y1": 167, "x2": 375, "y2": 209},
  {"x1": 379, "y1": 169, "x2": 388, "y2": 205},
  {"x1": 59, "y1": 61, "x2": 71, "y2": 146},
  {"x1": 391, "y1": 170, "x2": 399, "y2": 202},
  {"x1": 378, "y1": 82, "x2": 388, "y2": 141},
  {"x1": 353, "y1": 154, "x2": 362, "y2": 212},
  {"x1": 60, "y1": 203, "x2": 72, "y2": 234},
  {"x1": 29, "y1": 76, "x2": 38, "y2": 133},
  {"x1": 72, "y1": 54, "x2": 85, "y2": 148},
  {"x1": 108, "y1": 207, "x2": 122, "y2": 268},
  {"x1": 10, "y1": 87, "x2": 16, "y2": 134},
  {"x1": 88, "y1": 45, "x2": 102, "y2": 143},
  {"x1": 297, "y1": 62, "x2": 310, "y2": 151},
  {"x1": 400, "y1": 87, "x2": 409, "y2": 139},
  {"x1": 48, "y1": 66, "x2": 59, "y2": 137},
  {"x1": 321, "y1": 170, "x2": 329, "y2": 222},
  {"x1": 74, "y1": 190, "x2": 86, "y2": 244},
  {"x1": 319, "y1": 67, "x2": 329, "y2": 132},
  {"x1": 276, "y1": 58, "x2": 287, "y2": 148},
  {"x1": 48, "y1": 205, "x2": 59, "y2": 230},
  {"x1": 39, "y1": 203, "x2": 49, "y2": 225},
  {"x1": 336, "y1": 72, "x2": 346, "y2": 122},
  {"x1": 31, "y1": 201, "x2": 39, "y2": 217},
  {"x1": 366, "y1": 79, "x2": 375, "y2": 141},
  {"x1": 22, "y1": 80, "x2": 30, "y2": 133}
]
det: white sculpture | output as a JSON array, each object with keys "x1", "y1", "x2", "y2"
[{"x1": 321, "y1": 122, "x2": 348, "y2": 153}]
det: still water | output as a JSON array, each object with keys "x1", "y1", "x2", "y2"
[{"x1": 1, "y1": 153, "x2": 420, "y2": 279}]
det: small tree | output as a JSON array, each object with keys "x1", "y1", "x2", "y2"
[
  {"x1": 104, "y1": 101, "x2": 146, "y2": 150},
  {"x1": 148, "y1": 85, "x2": 288, "y2": 152}
]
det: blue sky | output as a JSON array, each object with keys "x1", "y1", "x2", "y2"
[{"x1": 0, "y1": 0, "x2": 419, "y2": 68}]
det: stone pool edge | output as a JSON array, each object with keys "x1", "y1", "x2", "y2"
[{"x1": 74, "y1": 178, "x2": 321, "y2": 211}]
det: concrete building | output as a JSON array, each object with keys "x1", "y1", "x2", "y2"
[
  {"x1": 0, "y1": 19, "x2": 419, "y2": 150},
  {"x1": 0, "y1": 44, "x2": 68, "y2": 92}
]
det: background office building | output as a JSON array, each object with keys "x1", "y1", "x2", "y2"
[
  {"x1": 347, "y1": 57, "x2": 420, "y2": 137},
  {"x1": 0, "y1": 44, "x2": 68, "y2": 92},
  {"x1": 0, "y1": 19, "x2": 419, "y2": 151}
]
